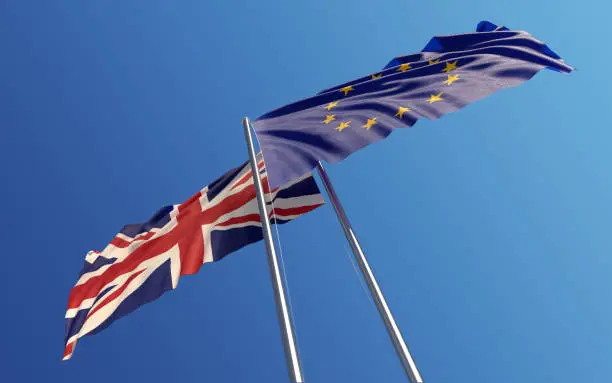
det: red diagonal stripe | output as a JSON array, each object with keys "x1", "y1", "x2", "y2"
[
  {"x1": 215, "y1": 214, "x2": 262, "y2": 227},
  {"x1": 110, "y1": 231, "x2": 157, "y2": 249},
  {"x1": 231, "y1": 161, "x2": 267, "y2": 191},
  {"x1": 85, "y1": 268, "x2": 147, "y2": 320},
  {"x1": 270, "y1": 204, "x2": 324, "y2": 218},
  {"x1": 62, "y1": 341, "x2": 75, "y2": 360}
]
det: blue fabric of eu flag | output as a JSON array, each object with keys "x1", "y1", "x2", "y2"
[{"x1": 252, "y1": 21, "x2": 573, "y2": 188}]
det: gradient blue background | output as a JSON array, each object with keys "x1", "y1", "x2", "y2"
[{"x1": 1, "y1": 1, "x2": 609, "y2": 382}]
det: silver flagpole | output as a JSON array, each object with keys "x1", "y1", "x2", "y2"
[
  {"x1": 316, "y1": 161, "x2": 424, "y2": 383},
  {"x1": 242, "y1": 117, "x2": 305, "y2": 383}
]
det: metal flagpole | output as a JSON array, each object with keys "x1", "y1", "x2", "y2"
[
  {"x1": 315, "y1": 161, "x2": 424, "y2": 383},
  {"x1": 242, "y1": 117, "x2": 305, "y2": 383}
]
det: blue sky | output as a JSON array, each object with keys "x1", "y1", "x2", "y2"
[{"x1": 1, "y1": 1, "x2": 610, "y2": 382}]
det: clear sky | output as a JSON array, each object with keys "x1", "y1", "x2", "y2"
[{"x1": 1, "y1": 1, "x2": 609, "y2": 382}]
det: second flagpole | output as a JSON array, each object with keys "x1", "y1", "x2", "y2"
[
  {"x1": 315, "y1": 161, "x2": 424, "y2": 383},
  {"x1": 242, "y1": 117, "x2": 305, "y2": 383}
]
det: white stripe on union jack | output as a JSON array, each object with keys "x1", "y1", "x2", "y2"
[{"x1": 63, "y1": 153, "x2": 324, "y2": 360}]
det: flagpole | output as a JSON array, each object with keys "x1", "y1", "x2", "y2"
[
  {"x1": 315, "y1": 161, "x2": 424, "y2": 383},
  {"x1": 242, "y1": 117, "x2": 305, "y2": 383}
]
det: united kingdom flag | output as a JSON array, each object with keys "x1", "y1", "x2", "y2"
[{"x1": 63, "y1": 153, "x2": 325, "y2": 360}]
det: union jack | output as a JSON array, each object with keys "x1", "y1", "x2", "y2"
[{"x1": 63, "y1": 154, "x2": 324, "y2": 360}]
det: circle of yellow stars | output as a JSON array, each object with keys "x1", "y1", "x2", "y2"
[{"x1": 322, "y1": 59, "x2": 461, "y2": 132}]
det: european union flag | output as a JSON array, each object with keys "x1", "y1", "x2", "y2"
[{"x1": 252, "y1": 21, "x2": 573, "y2": 188}]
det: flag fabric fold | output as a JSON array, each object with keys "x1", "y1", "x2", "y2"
[
  {"x1": 252, "y1": 21, "x2": 573, "y2": 188},
  {"x1": 63, "y1": 154, "x2": 324, "y2": 360}
]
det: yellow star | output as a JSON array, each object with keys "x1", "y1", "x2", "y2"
[
  {"x1": 362, "y1": 117, "x2": 377, "y2": 130},
  {"x1": 371, "y1": 73, "x2": 383, "y2": 80},
  {"x1": 443, "y1": 74, "x2": 460, "y2": 86},
  {"x1": 428, "y1": 58, "x2": 440, "y2": 65},
  {"x1": 323, "y1": 115, "x2": 336, "y2": 124},
  {"x1": 340, "y1": 86, "x2": 354, "y2": 96},
  {"x1": 395, "y1": 106, "x2": 410, "y2": 119},
  {"x1": 397, "y1": 63, "x2": 412, "y2": 72},
  {"x1": 427, "y1": 92, "x2": 443, "y2": 104},
  {"x1": 325, "y1": 101, "x2": 339, "y2": 111},
  {"x1": 336, "y1": 121, "x2": 351, "y2": 132},
  {"x1": 441, "y1": 60, "x2": 458, "y2": 73}
]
